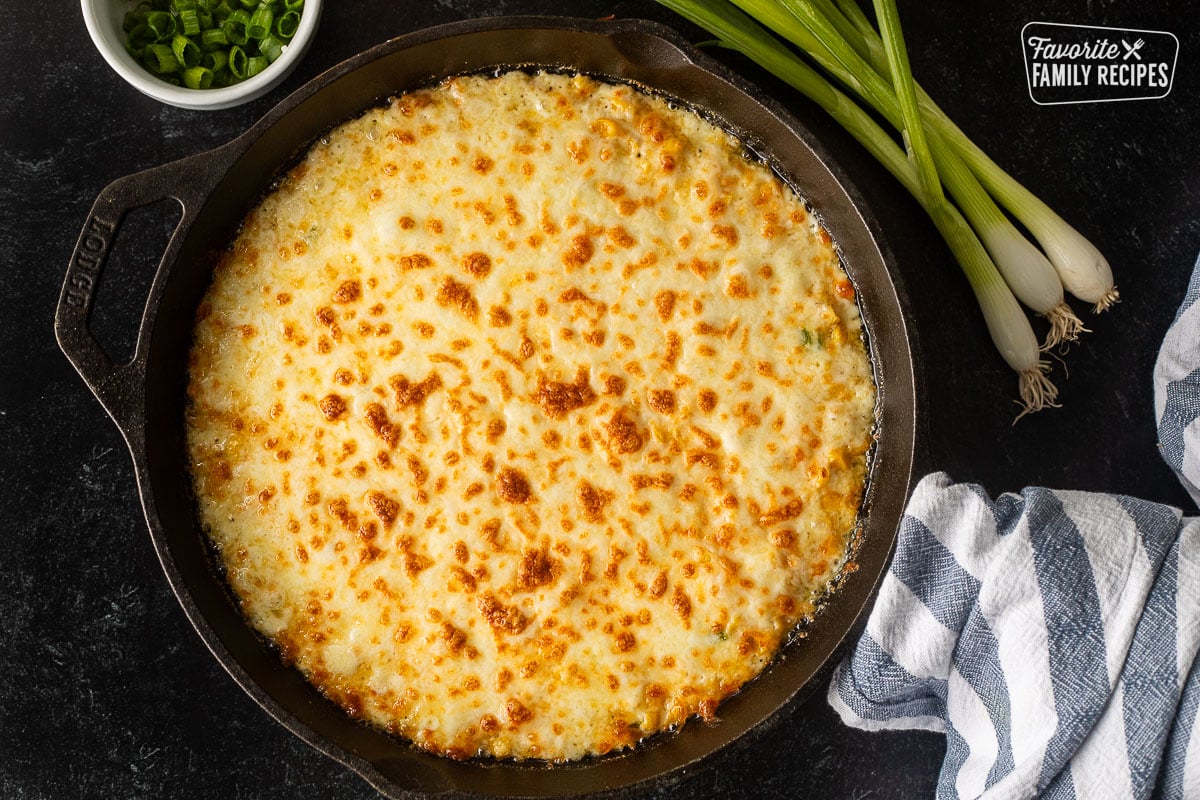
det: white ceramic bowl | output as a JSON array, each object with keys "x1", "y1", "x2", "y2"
[{"x1": 81, "y1": 0, "x2": 323, "y2": 110}]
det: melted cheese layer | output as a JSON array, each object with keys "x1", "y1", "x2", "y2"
[{"x1": 185, "y1": 71, "x2": 876, "y2": 761}]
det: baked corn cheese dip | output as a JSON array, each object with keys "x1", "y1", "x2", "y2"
[{"x1": 185, "y1": 70, "x2": 876, "y2": 761}]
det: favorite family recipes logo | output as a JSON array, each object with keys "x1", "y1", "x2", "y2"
[{"x1": 1021, "y1": 22, "x2": 1178, "y2": 105}]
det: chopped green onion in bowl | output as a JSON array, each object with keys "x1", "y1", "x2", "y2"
[{"x1": 122, "y1": 0, "x2": 304, "y2": 89}]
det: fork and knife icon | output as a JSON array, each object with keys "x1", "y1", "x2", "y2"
[{"x1": 1121, "y1": 38, "x2": 1145, "y2": 60}]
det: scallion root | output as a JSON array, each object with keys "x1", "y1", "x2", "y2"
[
  {"x1": 1014, "y1": 361, "x2": 1061, "y2": 423},
  {"x1": 1041, "y1": 302, "x2": 1087, "y2": 351},
  {"x1": 1092, "y1": 286, "x2": 1120, "y2": 314}
]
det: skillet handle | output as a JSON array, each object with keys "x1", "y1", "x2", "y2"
[{"x1": 55, "y1": 148, "x2": 226, "y2": 439}]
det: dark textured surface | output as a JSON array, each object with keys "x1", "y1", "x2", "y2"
[{"x1": 4, "y1": 2, "x2": 1198, "y2": 799}]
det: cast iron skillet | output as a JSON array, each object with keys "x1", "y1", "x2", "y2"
[{"x1": 55, "y1": 15, "x2": 915, "y2": 799}]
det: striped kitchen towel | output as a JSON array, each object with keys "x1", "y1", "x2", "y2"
[
  {"x1": 828, "y1": 251, "x2": 1200, "y2": 799},
  {"x1": 1155, "y1": 251, "x2": 1200, "y2": 507}
]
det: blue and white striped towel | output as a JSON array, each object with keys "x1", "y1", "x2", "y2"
[{"x1": 829, "y1": 253, "x2": 1200, "y2": 799}]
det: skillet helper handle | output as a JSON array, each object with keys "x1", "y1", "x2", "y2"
[{"x1": 55, "y1": 150, "x2": 223, "y2": 437}]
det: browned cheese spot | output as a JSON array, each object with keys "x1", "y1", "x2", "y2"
[
  {"x1": 697, "y1": 389, "x2": 718, "y2": 413},
  {"x1": 404, "y1": 551, "x2": 433, "y2": 578},
  {"x1": 472, "y1": 155, "x2": 494, "y2": 174},
  {"x1": 517, "y1": 547, "x2": 559, "y2": 590},
  {"x1": 758, "y1": 498, "x2": 804, "y2": 527},
  {"x1": 605, "y1": 546, "x2": 627, "y2": 579},
  {"x1": 712, "y1": 224, "x2": 739, "y2": 248},
  {"x1": 436, "y1": 276, "x2": 479, "y2": 321},
  {"x1": 363, "y1": 403, "x2": 401, "y2": 447},
  {"x1": 334, "y1": 279, "x2": 362, "y2": 303},
  {"x1": 647, "y1": 389, "x2": 676, "y2": 415},
  {"x1": 562, "y1": 234, "x2": 594, "y2": 269},
  {"x1": 737, "y1": 630, "x2": 770, "y2": 657},
  {"x1": 405, "y1": 455, "x2": 429, "y2": 486},
  {"x1": 477, "y1": 593, "x2": 530, "y2": 635},
  {"x1": 488, "y1": 305, "x2": 513, "y2": 327},
  {"x1": 770, "y1": 529, "x2": 797, "y2": 549},
  {"x1": 319, "y1": 394, "x2": 348, "y2": 421},
  {"x1": 480, "y1": 518, "x2": 503, "y2": 552},
  {"x1": 390, "y1": 371, "x2": 443, "y2": 408},
  {"x1": 452, "y1": 541, "x2": 469, "y2": 563},
  {"x1": 472, "y1": 202, "x2": 496, "y2": 226},
  {"x1": 671, "y1": 584, "x2": 692, "y2": 627},
  {"x1": 653, "y1": 290, "x2": 676, "y2": 323},
  {"x1": 483, "y1": 418, "x2": 505, "y2": 444},
  {"x1": 327, "y1": 497, "x2": 356, "y2": 531},
  {"x1": 683, "y1": 257, "x2": 715, "y2": 280},
  {"x1": 396, "y1": 253, "x2": 433, "y2": 271},
  {"x1": 450, "y1": 566, "x2": 478, "y2": 594},
  {"x1": 558, "y1": 286, "x2": 605, "y2": 315},
  {"x1": 631, "y1": 473, "x2": 674, "y2": 491},
  {"x1": 462, "y1": 251, "x2": 492, "y2": 279},
  {"x1": 504, "y1": 195, "x2": 524, "y2": 226},
  {"x1": 495, "y1": 466, "x2": 533, "y2": 504},
  {"x1": 314, "y1": 306, "x2": 336, "y2": 326},
  {"x1": 576, "y1": 480, "x2": 613, "y2": 523},
  {"x1": 662, "y1": 331, "x2": 682, "y2": 369},
  {"x1": 504, "y1": 697, "x2": 533, "y2": 726},
  {"x1": 367, "y1": 491, "x2": 400, "y2": 529},
  {"x1": 441, "y1": 621, "x2": 469, "y2": 655},
  {"x1": 648, "y1": 570, "x2": 669, "y2": 599},
  {"x1": 567, "y1": 139, "x2": 589, "y2": 163},
  {"x1": 608, "y1": 226, "x2": 635, "y2": 248},
  {"x1": 206, "y1": 460, "x2": 232, "y2": 484},
  {"x1": 603, "y1": 408, "x2": 643, "y2": 456},
  {"x1": 638, "y1": 112, "x2": 670, "y2": 143},
  {"x1": 614, "y1": 631, "x2": 636, "y2": 653},
  {"x1": 533, "y1": 367, "x2": 597, "y2": 419},
  {"x1": 726, "y1": 274, "x2": 752, "y2": 299},
  {"x1": 357, "y1": 519, "x2": 378, "y2": 542}
]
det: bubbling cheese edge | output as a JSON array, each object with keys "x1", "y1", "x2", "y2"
[{"x1": 184, "y1": 70, "x2": 876, "y2": 762}]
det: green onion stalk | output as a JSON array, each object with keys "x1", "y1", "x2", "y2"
[
  {"x1": 653, "y1": 0, "x2": 1058, "y2": 415},
  {"x1": 869, "y1": 0, "x2": 1055, "y2": 418},
  {"x1": 733, "y1": 0, "x2": 1093, "y2": 347},
  {"x1": 823, "y1": 0, "x2": 1118, "y2": 315}
]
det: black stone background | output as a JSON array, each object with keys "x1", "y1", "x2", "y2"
[{"x1": 4, "y1": 1, "x2": 1198, "y2": 798}]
